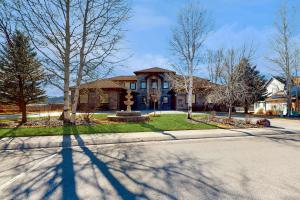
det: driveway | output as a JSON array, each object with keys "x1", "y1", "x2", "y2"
[{"x1": 1, "y1": 133, "x2": 300, "y2": 199}]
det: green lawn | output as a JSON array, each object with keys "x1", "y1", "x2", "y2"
[{"x1": 0, "y1": 114, "x2": 217, "y2": 138}]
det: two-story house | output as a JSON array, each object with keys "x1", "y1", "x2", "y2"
[
  {"x1": 71, "y1": 67, "x2": 215, "y2": 111},
  {"x1": 254, "y1": 76, "x2": 300, "y2": 115}
]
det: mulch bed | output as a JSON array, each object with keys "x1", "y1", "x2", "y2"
[
  {"x1": 0, "y1": 117, "x2": 124, "y2": 128},
  {"x1": 192, "y1": 116, "x2": 259, "y2": 129}
]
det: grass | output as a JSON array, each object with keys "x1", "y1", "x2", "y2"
[{"x1": 0, "y1": 114, "x2": 217, "y2": 138}]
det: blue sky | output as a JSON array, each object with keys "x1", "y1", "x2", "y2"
[{"x1": 47, "y1": 0, "x2": 300, "y2": 96}]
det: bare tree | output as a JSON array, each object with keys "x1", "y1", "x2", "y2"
[
  {"x1": 269, "y1": 3, "x2": 299, "y2": 116},
  {"x1": 209, "y1": 47, "x2": 253, "y2": 119},
  {"x1": 70, "y1": 0, "x2": 129, "y2": 123},
  {"x1": 14, "y1": 0, "x2": 129, "y2": 124},
  {"x1": 14, "y1": 0, "x2": 74, "y2": 123},
  {"x1": 206, "y1": 49, "x2": 223, "y2": 84},
  {"x1": 170, "y1": 1, "x2": 212, "y2": 119}
]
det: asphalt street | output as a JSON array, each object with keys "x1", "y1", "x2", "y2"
[{"x1": 1, "y1": 133, "x2": 300, "y2": 200}]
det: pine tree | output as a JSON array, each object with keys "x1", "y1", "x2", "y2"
[
  {"x1": 0, "y1": 31, "x2": 45, "y2": 123},
  {"x1": 236, "y1": 58, "x2": 267, "y2": 114}
]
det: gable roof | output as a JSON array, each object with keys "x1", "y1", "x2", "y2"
[
  {"x1": 134, "y1": 67, "x2": 175, "y2": 74},
  {"x1": 107, "y1": 75, "x2": 137, "y2": 81},
  {"x1": 71, "y1": 80, "x2": 125, "y2": 90},
  {"x1": 273, "y1": 76, "x2": 285, "y2": 84},
  {"x1": 265, "y1": 76, "x2": 285, "y2": 88}
]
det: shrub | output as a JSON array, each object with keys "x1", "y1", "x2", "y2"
[
  {"x1": 266, "y1": 109, "x2": 278, "y2": 116},
  {"x1": 256, "y1": 108, "x2": 265, "y2": 115}
]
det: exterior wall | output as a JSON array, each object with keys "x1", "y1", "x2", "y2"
[
  {"x1": 254, "y1": 101, "x2": 266, "y2": 113},
  {"x1": 74, "y1": 71, "x2": 212, "y2": 111},
  {"x1": 108, "y1": 90, "x2": 120, "y2": 110},
  {"x1": 253, "y1": 78, "x2": 286, "y2": 115},
  {"x1": 176, "y1": 93, "x2": 206, "y2": 110},
  {"x1": 135, "y1": 73, "x2": 172, "y2": 110},
  {"x1": 266, "y1": 102, "x2": 287, "y2": 115},
  {"x1": 176, "y1": 94, "x2": 187, "y2": 110},
  {"x1": 266, "y1": 79, "x2": 285, "y2": 96},
  {"x1": 77, "y1": 89, "x2": 121, "y2": 111}
]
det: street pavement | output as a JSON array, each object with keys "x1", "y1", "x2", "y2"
[{"x1": 1, "y1": 133, "x2": 300, "y2": 200}]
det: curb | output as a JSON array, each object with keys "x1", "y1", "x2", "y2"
[{"x1": 1, "y1": 128, "x2": 299, "y2": 150}]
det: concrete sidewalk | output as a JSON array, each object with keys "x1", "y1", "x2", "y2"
[{"x1": 1, "y1": 128, "x2": 299, "y2": 150}]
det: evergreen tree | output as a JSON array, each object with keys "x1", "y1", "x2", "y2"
[
  {"x1": 236, "y1": 58, "x2": 267, "y2": 113},
  {"x1": 0, "y1": 31, "x2": 45, "y2": 123}
]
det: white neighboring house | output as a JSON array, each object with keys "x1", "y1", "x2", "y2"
[{"x1": 254, "y1": 76, "x2": 287, "y2": 115}]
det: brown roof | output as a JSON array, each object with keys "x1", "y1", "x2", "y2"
[
  {"x1": 107, "y1": 75, "x2": 137, "y2": 81},
  {"x1": 134, "y1": 67, "x2": 175, "y2": 74},
  {"x1": 72, "y1": 80, "x2": 125, "y2": 89}
]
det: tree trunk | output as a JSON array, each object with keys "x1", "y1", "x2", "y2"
[
  {"x1": 187, "y1": 68, "x2": 193, "y2": 119},
  {"x1": 286, "y1": 81, "x2": 292, "y2": 117},
  {"x1": 228, "y1": 104, "x2": 232, "y2": 119},
  {"x1": 70, "y1": 0, "x2": 89, "y2": 124},
  {"x1": 244, "y1": 106, "x2": 249, "y2": 114},
  {"x1": 63, "y1": 0, "x2": 71, "y2": 124},
  {"x1": 20, "y1": 101, "x2": 27, "y2": 123},
  {"x1": 71, "y1": 87, "x2": 80, "y2": 124},
  {"x1": 297, "y1": 86, "x2": 299, "y2": 112}
]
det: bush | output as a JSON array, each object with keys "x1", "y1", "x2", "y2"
[
  {"x1": 256, "y1": 108, "x2": 265, "y2": 115},
  {"x1": 266, "y1": 109, "x2": 278, "y2": 116}
]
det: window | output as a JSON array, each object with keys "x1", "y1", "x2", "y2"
[
  {"x1": 141, "y1": 96, "x2": 147, "y2": 104},
  {"x1": 140, "y1": 81, "x2": 146, "y2": 89},
  {"x1": 151, "y1": 80, "x2": 158, "y2": 89},
  {"x1": 100, "y1": 93, "x2": 109, "y2": 103},
  {"x1": 125, "y1": 82, "x2": 130, "y2": 89},
  {"x1": 80, "y1": 94, "x2": 88, "y2": 103},
  {"x1": 130, "y1": 82, "x2": 136, "y2": 90},
  {"x1": 163, "y1": 96, "x2": 168, "y2": 104},
  {"x1": 163, "y1": 81, "x2": 169, "y2": 89},
  {"x1": 178, "y1": 99, "x2": 183, "y2": 106},
  {"x1": 186, "y1": 94, "x2": 196, "y2": 104}
]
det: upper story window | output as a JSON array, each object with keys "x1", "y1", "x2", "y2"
[
  {"x1": 151, "y1": 80, "x2": 158, "y2": 89},
  {"x1": 130, "y1": 82, "x2": 136, "y2": 90},
  {"x1": 140, "y1": 81, "x2": 146, "y2": 89},
  {"x1": 163, "y1": 81, "x2": 169, "y2": 89},
  {"x1": 125, "y1": 82, "x2": 130, "y2": 89}
]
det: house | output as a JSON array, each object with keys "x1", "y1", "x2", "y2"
[
  {"x1": 254, "y1": 76, "x2": 300, "y2": 115},
  {"x1": 71, "y1": 67, "x2": 216, "y2": 111}
]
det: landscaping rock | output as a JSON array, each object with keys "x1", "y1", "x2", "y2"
[{"x1": 256, "y1": 119, "x2": 271, "y2": 127}]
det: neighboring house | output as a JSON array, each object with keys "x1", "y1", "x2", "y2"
[
  {"x1": 254, "y1": 76, "x2": 300, "y2": 115},
  {"x1": 71, "y1": 67, "x2": 216, "y2": 111}
]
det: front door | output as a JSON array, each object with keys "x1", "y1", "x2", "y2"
[{"x1": 171, "y1": 95, "x2": 176, "y2": 110}]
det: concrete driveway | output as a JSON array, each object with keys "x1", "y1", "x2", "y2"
[{"x1": 1, "y1": 133, "x2": 300, "y2": 200}]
